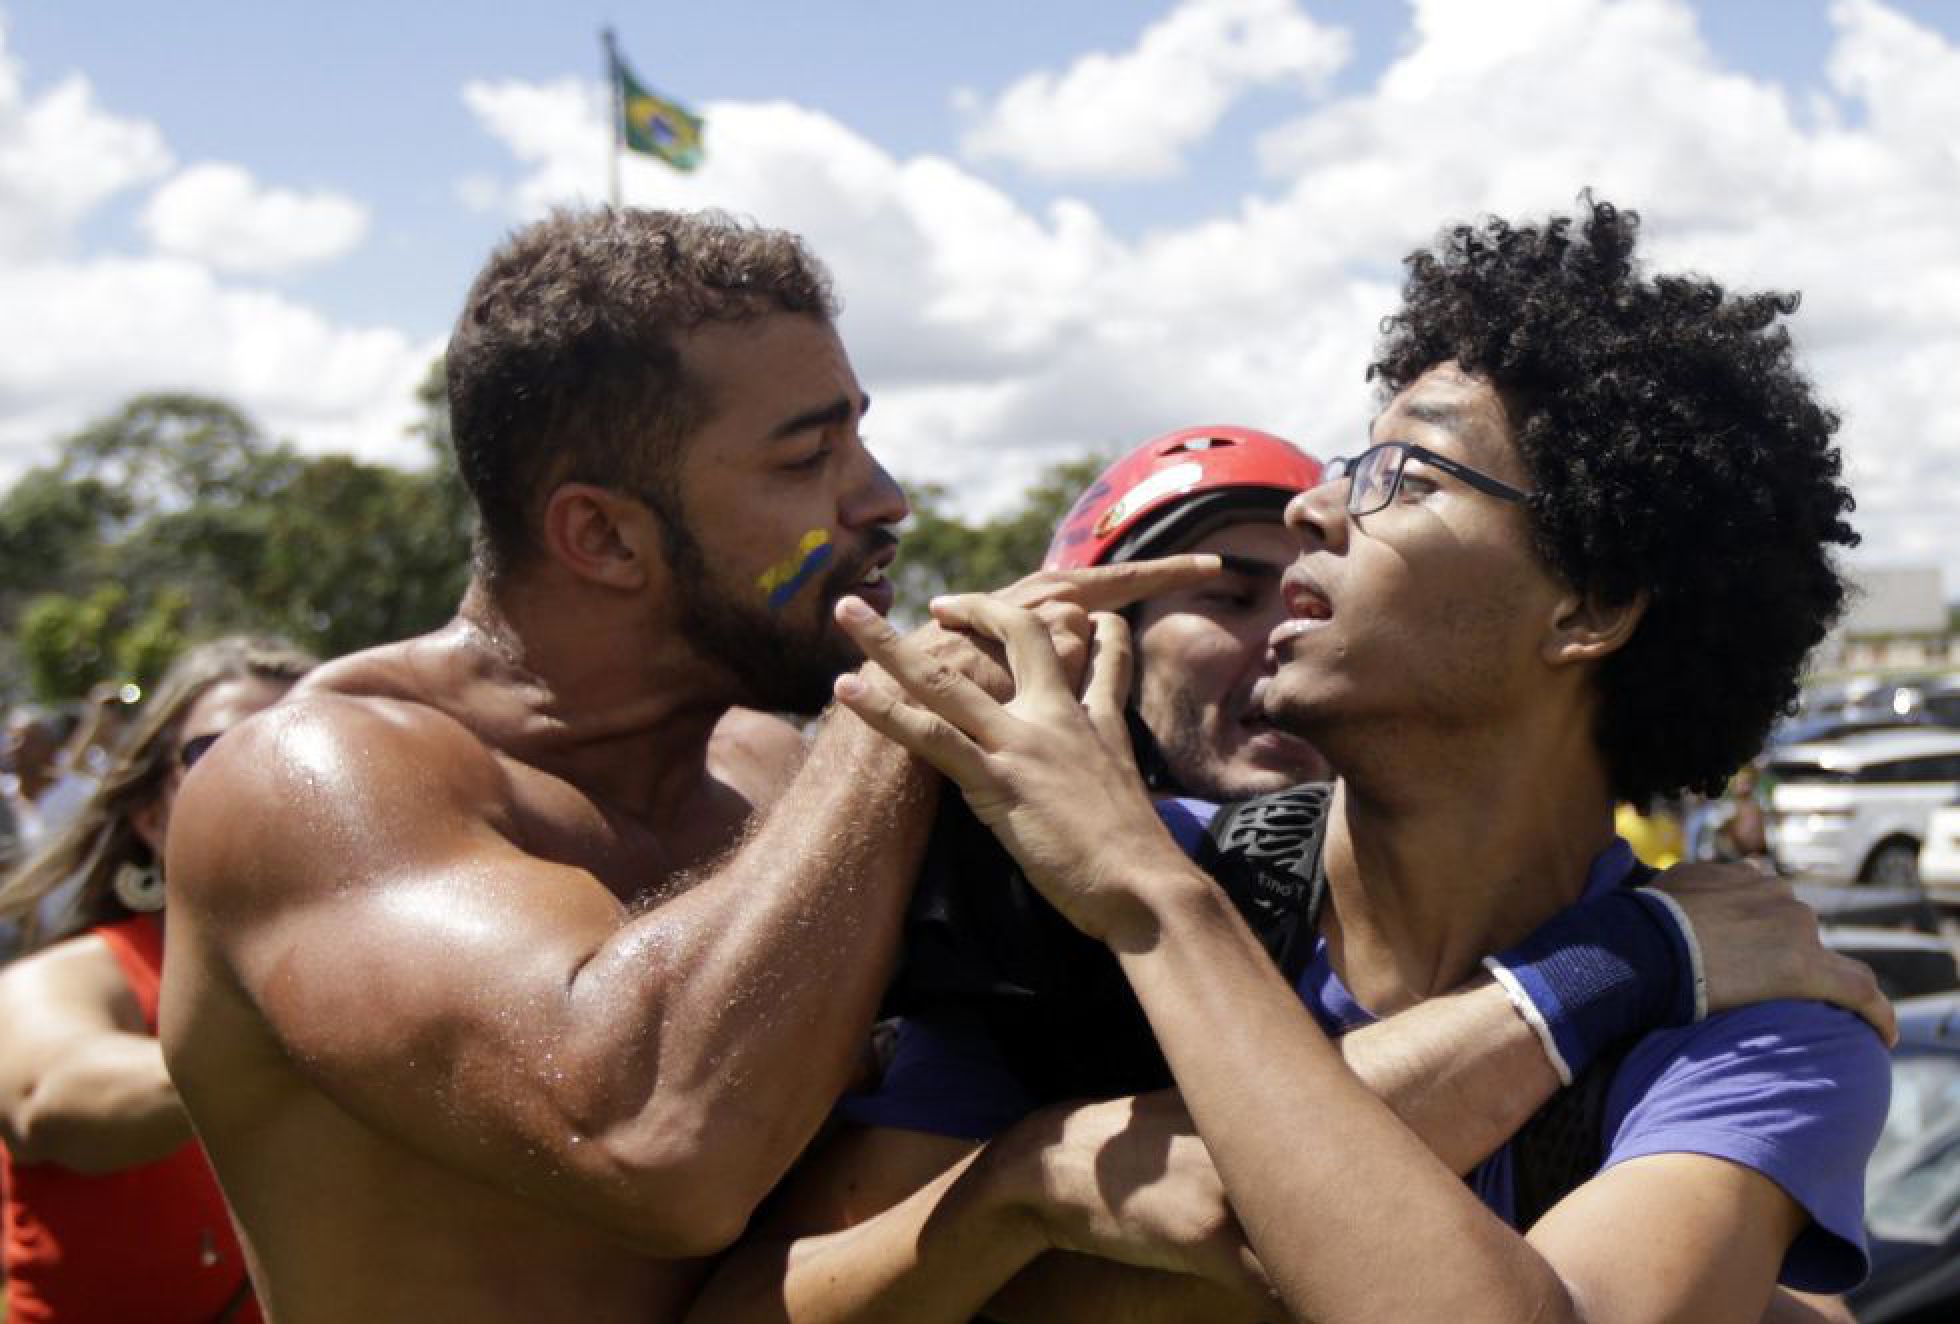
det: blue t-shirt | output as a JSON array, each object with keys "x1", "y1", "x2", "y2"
[{"x1": 843, "y1": 813, "x2": 1891, "y2": 1292}]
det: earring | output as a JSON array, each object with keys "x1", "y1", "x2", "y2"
[{"x1": 112, "y1": 860, "x2": 167, "y2": 913}]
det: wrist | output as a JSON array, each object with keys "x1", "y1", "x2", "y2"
[
  {"x1": 1099, "y1": 862, "x2": 1228, "y2": 955},
  {"x1": 1485, "y1": 888, "x2": 1693, "y2": 1084}
]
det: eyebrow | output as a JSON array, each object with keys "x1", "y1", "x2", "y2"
[
  {"x1": 1396, "y1": 398, "x2": 1469, "y2": 429},
  {"x1": 767, "y1": 392, "x2": 871, "y2": 442}
]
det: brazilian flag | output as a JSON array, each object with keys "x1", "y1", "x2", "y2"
[{"x1": 613, "y1": 51, "x2": 703, "y2": 172}]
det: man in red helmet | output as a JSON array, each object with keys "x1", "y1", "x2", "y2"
[
  {"x1": 686, "y1": 426, "x2": 1885, "y2": 1322},
  {"x1": 1043, "y1": 426, "x2": 1330, "y2": 801}
]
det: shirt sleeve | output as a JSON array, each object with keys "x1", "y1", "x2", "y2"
[
  {"x1": 1601, "y1": 1000, "x2": 1893, "y2": 1293},
  {"x1": 834, "y1": 1006, "x2": 1038, "y2": 1141}
]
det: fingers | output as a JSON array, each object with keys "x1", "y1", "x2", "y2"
[
  {"x1": 993, "y1": 554, "x2": 1224, "y2": 613},
  {"x1": 834, "y1": 597, "x2": 1018, "y2": 748},
  {"x1": 1827, "y1": 956, "x2": 1898, "y2": 1046},
  {"x1": 928, "y1": 596, "x2": 1076, "y2": 708},
  {"x1": 832, "y1": 664, "x2": 993, "y2": 788},
  {"x1": 1084, "y1": 613, "x2": 1138, "y2": 764}
]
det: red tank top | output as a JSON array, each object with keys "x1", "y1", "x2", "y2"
[{"x1": 2, "y1": 915, "x2": 260, "y2": 1323}]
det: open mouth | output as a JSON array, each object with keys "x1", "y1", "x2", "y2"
[
  {"x1": 1281, "y1": 574, "x2": 1332, "y2": 622},
  {"x1": 846, "y1": 543, "x2": 899, "y2": 613},
  {"x1": 1268, "y1": 573, "x2": 1332, "y2": 651}
]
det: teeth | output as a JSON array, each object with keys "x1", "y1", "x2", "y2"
[{"x1": 863, "y1": 564, "x2": 886, "y2": 586}]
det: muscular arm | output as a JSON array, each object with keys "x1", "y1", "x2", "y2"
[
  {"x1": 162, "y1": 562, "x2": 1225, "y2": 1261},
  {"x1": 689, "y1": 980, "x2": 1560, "y2": 1322},
  {"x1": 164, "y1": 696, "x2": 935, "y2": 1257},
  {"x1": 0, "y1": 936, "x2": 193, "y2": 1172}
]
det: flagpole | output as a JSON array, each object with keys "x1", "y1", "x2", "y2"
[{"x1": 602, "y1": 27, "x2": 622, "y2": 208}]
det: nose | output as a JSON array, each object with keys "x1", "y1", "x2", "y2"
[
  {"x1": 842, "y1": 444, "x2": 910, "y2": 531},
  {"x1": 1284, "y1": 480, "x2": 1346, "y2": 552}
]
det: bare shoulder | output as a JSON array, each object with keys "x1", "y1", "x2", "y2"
[
  {"x1": 709, "y1": 707, "x2": 811, "y2": 807},
  {"x1": 166, "y1": 684, "x2": 509, "y2": 921},
  {"x1": 292, "y1": 632, "x2": 447, "y2": 701}
]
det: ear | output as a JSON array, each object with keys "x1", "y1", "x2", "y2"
[
  {"x1": 1542, "y1": 586, "x2": 1648, "y2": 669},
  {"x1": 129, "y1": 794, "x2": 168, "y2": 860},
  {"x1": 539, "y1": 483, "x2": 653, "y2": 590}
]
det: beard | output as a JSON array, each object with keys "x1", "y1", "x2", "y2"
[
  {"x1": 657, "y1": 505, "x2": 892, "y2": 716},
  {"x1": 1145, "y1": 685, "x2": 1324, "y2": 803},
  {"x1": 1146, "y1": 687, "x2": 1247, "y2": 803}
]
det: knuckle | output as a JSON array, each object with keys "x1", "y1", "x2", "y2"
[{"x1": 920, "y1": 660, "x2": 965, "y2": 698}]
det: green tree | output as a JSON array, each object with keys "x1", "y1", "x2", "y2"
[
  {"x1": 0, "y1": 383, "x2": 474, "y2": 704},
  {"x1": 890, "y1": 453, "x2": 1108, "y2": 621}
]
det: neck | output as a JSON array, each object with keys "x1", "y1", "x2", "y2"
[
  {"x1": 447, "y1": 575, "x2": 744, "y2": 821},
  {"x1": 1314, "y1": 705, "x2": 1617, "y2": 1015}
]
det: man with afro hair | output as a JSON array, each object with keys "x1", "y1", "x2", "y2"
[{"x1": 818, "y1": 196, "x2": 1890, "y2": 1322}]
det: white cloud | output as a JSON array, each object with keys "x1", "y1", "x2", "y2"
[
  {"x1": 140, "y1": 162, "x2": 369, "y2": 275},
  {"x1": 0, "y1": 20, "x2": 428, "y2": 485},
  {"x1": 0, "y1": 30, "x2": 170, "y2": 259},
  {"x1": 456, "y1": 0, "x2": 1960, "y2": 592},
  {"x1": 958, "y1": 0, "x2": 1351, "y2": 181}
]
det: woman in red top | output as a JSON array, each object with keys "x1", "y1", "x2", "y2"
[{"x1": 0, "y1": 637, "x2": 315, "y2": 1323}]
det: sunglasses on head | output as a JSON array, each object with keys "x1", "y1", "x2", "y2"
[{"x1": 178, "y1": 732, "x2": 222, "y2": 770}]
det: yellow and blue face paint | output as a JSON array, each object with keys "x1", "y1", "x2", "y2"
[{"x1": 757, "y1": 529, "x2": 834, "y2": 610}]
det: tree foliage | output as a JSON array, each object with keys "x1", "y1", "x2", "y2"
[
  {"x1": 1, "y1": 371, "x2": 1113, "y2": 701},
  {"x1": 0, "y1": 383, "x2": 472, "y2": 702},
  {"x1": 889, "y1": 453, "x2": 1108, "y2": 622}
]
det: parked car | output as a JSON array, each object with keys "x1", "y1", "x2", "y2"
[
  {"x1": 1765, "y1": 730, "x2": 1960, "y2": 884},
  {"x1": 1850, "y1": 991, "x2": 1960, "y2": 1323},
  {"x1": 1798, "y1": 882, "x2": 1944, "y2": 933},
  {"x1": 1768, "y1": 712, "x2": 1941, "y2": 751},
  {"x1": 1821, "y1": 926, "x2": 1960, "y2": 1001},
  {"x1": 1921, "y1": 802, "x2": 1960, "y2": 900},
  {"x1": 1923, "y1": 684, "x2": 1960, "y2": 729}
]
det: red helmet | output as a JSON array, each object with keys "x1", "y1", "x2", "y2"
[{"x1": 1043, "y1": 426, "x2": 1322, "y2": 571}]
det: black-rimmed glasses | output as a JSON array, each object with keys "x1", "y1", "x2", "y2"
[{"x1": 1323, "y1": 441, "x2": 1531, "y2": 517}]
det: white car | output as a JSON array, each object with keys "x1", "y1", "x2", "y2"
[
  {"x1": 1920, "y1": 803, "x2": 1960, "y2": 898},
  {"x1": 1765, "y1": 729, "x2": 1960, "y2": 884}
]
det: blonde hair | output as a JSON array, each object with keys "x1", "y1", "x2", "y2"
[{"x1": 0, "y1": 635, "x2": 317, "y2": 950}]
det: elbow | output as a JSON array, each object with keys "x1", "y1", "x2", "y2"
[
  {"x1": 592, "y1": 1161, "x2": 756, "y2": 1259},
  {"x1": 7, "y1": 1095, "x2": 99, "y2": 1172},
  {"x1": 6, "y1": 1085, "x2": 72, "y2": 1167},
  {"x1": 584, "y1": 1112, "x2": 775, "y2": 1258}
]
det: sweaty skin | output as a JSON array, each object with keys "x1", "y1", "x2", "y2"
[{"x1": 156, "y1": 301, "x2": 1230, "y2": 1323}]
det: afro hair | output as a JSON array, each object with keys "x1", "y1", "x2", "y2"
[{"x1": 1369, "y1": 196, "x2": 1858, "y2": 804}]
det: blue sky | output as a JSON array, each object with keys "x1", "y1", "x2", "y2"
[{"x1": 5, "y1": 0, "x2": 1960, "y2": 587}]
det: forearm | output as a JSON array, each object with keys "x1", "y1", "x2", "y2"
[
  {"x1": 8, "y1": 1036, "x2": 193, "y2": 1172},
  {"x1": 572, "y1": 708, "x2": 937, "y2": 1202},
  {"x1": 1763, "y1": 1290, "x2": 1855, "y2": 1324},
  {"x1": 985, "y1": 1254, "x2": 1272, "y2": 1324},
  {"x1": 1114, "y1": 868, "x2": 1574, "y2": 1323},
  {"x1": 1337, "y1": 979, "x2": 1560, "y2": 1174},
  {"x1": 687, "y1": 1144, "x2": 1045, "y2": 1324}
]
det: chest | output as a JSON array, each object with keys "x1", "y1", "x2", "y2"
[{"x1": 497, "y1": 765, "x2": 761, "y2": 905}]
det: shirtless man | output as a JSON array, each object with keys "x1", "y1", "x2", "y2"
[{"x1": 157, "y1": 207, "x2": 1209, "y2": 1322}]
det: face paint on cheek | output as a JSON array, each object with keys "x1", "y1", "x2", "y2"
[{"x1": 757, "y1": 528, "x2": 835, "y2": 611}]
